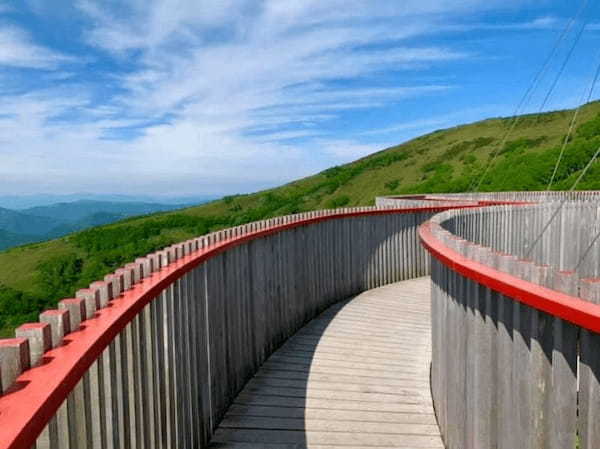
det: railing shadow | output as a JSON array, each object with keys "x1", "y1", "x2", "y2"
[
  {"x1": 431, "y1": 271, "x2": 576, "y2": 448},
  {"x1": 211, "y1": 298, "x2": 349, "y2": 448},
  {"x1": 208, "y1": 213, "x2": 434, "y2": 447}
]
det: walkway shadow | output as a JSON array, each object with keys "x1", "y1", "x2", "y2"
[
  {"x1": 209, "y1": 298, "x2": 348, "y2": 448},
  {"x1": 210, "y1": 279, "x2": 441, "y2": 448}
]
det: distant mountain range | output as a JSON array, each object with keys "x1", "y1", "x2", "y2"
[
  {"x1": 0, "y1": 193, "x2": 221, "y2": 210},
  {"x1": 0, "y1": 199, "x2": 200, "y2": 250},
  {"x1": 0, "y1": 229, "x2": 39, "y2": 250}
]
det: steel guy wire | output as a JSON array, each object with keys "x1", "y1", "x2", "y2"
[
  {"x1": 471, "y1": 0, "x2": 590, "y2": 192},
  {"x1": 547, "y1": 47, "x2": 600, "y2": 190},
  {"x1": 525, "y1": 145, "x2": 600, "y2": 258}
]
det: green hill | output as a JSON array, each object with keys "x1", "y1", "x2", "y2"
[{"x1": 2, "y1": 101, "x2": 600, "y2": 336}]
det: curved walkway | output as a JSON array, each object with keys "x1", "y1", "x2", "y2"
[{"x1": 209, "y1": 277, "x2": 443, "y2": 449}]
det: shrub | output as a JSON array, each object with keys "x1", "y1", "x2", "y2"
[
  {"x1": 578, "y1": 114, "x2": 600, "y2": 139},
  {"x1": 384, "y1": 180, "x2": 400, "y2": 191},
  {"x1": 326, "y1": 195, "x2": 350, "y2": 209}
]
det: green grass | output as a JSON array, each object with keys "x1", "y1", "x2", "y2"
[{"x1": 2, "y1": 101, "x2": 600, "y2": 336}]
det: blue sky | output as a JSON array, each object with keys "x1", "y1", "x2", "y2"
[{"x1": 1, "y1": 0, "x2": 599, "y2": 197}]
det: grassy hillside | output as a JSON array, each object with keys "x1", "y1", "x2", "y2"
[{"x1": 2, "y1": 101, "x2": 600, "y2": 335}]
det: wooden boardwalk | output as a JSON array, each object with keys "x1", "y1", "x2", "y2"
[{"x1": 209, "y1": 277, "x2": 443, "y2": 449}]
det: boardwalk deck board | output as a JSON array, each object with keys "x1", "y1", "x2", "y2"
[{"x1": 209, "y1": 277, "x2": 443, "y2": 449}]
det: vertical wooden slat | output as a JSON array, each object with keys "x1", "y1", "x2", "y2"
[
  {"x1": 579, "y1": 278, "x2": 600, "y2": 449},
  {"x1": 547, "y1": 271, "x2": 578, "y2": 449}
]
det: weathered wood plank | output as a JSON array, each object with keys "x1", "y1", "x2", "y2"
[
  {"x1": 211, "y1": 428, "x2": 444, "y2": 448},
  {"x1": 210, "y1": 278, "x2": 441, "y2": 448},
  {"x1": 224, "y1": 405, "x2": 437, "y2": 424}
]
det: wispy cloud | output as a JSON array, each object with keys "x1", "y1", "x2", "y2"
[
  {"x1": 0, "y1": 0, "x2": 557, "y2": 195},
  {"x1": 438, "y1": 15, "x2": 567, "y2": 34},
  {"x1": 487, "y1": 15, "x2": 563, "y2": 31},
  {"x1": 312, "y1": 138, "x2": 396, "y2": 164},
  {"x1": 68, "y1": 1, "x2": 475, "y2": 166},
  {"x1": 248, "y1": 129, "x2": 324, "y2": 142},
  {"x1": 0, "y1": 25, "x2": 73, "y2": 69}
]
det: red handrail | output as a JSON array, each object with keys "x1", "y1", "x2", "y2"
[
  {"x1": 0, "y1": 205, "x2": 471, "y2": 449},
  {"x1": 419, "y1": 220, "x2": 600, "y2": 334}
]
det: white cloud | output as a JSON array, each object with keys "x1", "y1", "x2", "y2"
[
  {"x1": 0, "y1": 0, "x2": 534, "y2": 195},
  {"x1": 249, "y1": 129, "x2": 324, "y2": 142},
  {"x1": 526, "y1": 16, "x2": 560, "y2": 28},
  {"x1": 0, "y1": 25, "x2": 73, "y2": 68},
  {"x1": 77, "y1": 0, "x2": 516, "y2": 54},
  {"x1": 490, "y1": 15, "x2": 562, "y2": 30},
  {"x1": 431, "y1": 15, "x2": 568, "y2": 36},
  {"x1": 78, "y1": 0, "x2": 250, "y2": 53},
  {"x1": 314, "y1": 138, "x2": 395, "y2": 164}
]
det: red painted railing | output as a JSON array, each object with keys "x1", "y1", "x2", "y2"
[
  {"x1": 419, "y1": 220, "x2": 600, "y2": 334},
  {"x1": 418, "y1": 194, "x2": 600, "y2": 449},
  {"x1": 2, "y1": 193, "x2": 590, "y2": 449},
  {"x1": 0, "y1": 205, "x2": 472, "y2": 449}
]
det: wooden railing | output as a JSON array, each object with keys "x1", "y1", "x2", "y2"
[
  {"x1": 420, "y1": 198, "x2": 600, "y2": 449},
  {"x1": 5, "y1": 192, "x2": 599, "y2": 449},
  {"x1": 378, "y1": 191, "x2": 600, "y2": 205},
  {"x1": 0, "y1": 205, "x2": 450, "y2": 449}
]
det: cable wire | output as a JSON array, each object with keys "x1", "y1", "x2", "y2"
[
  {"x1": 573, "y1": 227, "x2": 600, "y2": 273},
  {"x1": 470, "y1": 0, "x2": 589, "y2": 192},
  {"x1": 524, "y1": 145, "x2": 600, "y2": 258},
  {"x1": 537, "y1": 16, "x2": 590, "y2": 115},
  {"x1": 547, "y1": 48, "x2": 600, "y2": 190}
]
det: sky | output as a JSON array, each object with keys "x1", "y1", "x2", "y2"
[{"x1": 1, "y1": 1, "x2": 600, "y2": 197}]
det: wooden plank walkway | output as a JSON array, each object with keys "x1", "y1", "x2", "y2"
[{"x1": 209, "y1": 277, "x2": 443, "y2": 449}]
